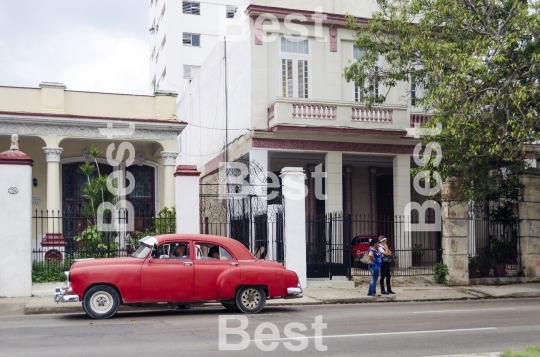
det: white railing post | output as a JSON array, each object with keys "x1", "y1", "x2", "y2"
[
  {"x1": 174, "y1": 165, "x2": 201, "y2": 234},
  {"x1": 281, "y1": 167, "x2": 307, "y2": 288}
]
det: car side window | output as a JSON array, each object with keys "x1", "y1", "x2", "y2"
[
  {"x1": 195, "y1": 243, "x2": 234, "y2": 260},
  {"x1": 156, "y1": 242, "x2": 190, "y2": 259}
]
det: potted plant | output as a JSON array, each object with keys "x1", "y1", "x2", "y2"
[
  {"x1": 412, "y1": 243, "x2": 423, "y2": 265},
  {"x1": 468, "y1": 256, "x2": 481, "y2": 278}
]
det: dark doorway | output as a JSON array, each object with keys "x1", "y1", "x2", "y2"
[{"x1": 376, "y1": 175, "x2": 394, "y2": 240}]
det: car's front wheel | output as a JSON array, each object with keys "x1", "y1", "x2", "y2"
[
  {"x1": 235, "y1": 286, "x2": 266, "y2": 314},
  {"x1": 83, "y1": 285, "x2": 120, "y2": 319}
]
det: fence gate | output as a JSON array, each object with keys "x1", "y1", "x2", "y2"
[
  {"x1": 306, "y1": 213, "x2": 352, "y2": 280},
  {"x1": 199, "y1": 158, "x2": 285, "y2": 263},
  {"x1": 307, "y1": 213, "x2": 442, "y2": 279},
  {"x1": 468, "y1": 201, "x2": 521, "y2": 277}
]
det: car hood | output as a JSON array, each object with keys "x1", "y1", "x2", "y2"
[{"x1": 71, "y1": 257, "x2": 144, "y2": 270}]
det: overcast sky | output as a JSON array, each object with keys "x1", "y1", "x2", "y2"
[{"x1": 0, "y1": 0, "x2": 150, "y2": 95}]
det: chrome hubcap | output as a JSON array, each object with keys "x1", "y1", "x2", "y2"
[
  {"x1": 241, "y1": 288, "x2": 261, "y2": 309},
  {"x1": 89, "y1": 291, "x2": 113, "y2": 314}
]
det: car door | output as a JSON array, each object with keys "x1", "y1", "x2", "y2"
[
  {"x1": 193, "y1": 242, "x2": 238, "y2": 300},
  {"x1": 140, "y1": 241, "x2": 194, "y2": 302}
]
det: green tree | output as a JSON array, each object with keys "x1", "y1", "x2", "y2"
[
  {"x1": 77, "y1": 145, "x2": 118, "y2": 221},
  {"x1": 74, "y1": 145, "x2": 119, "y2": 258},
  {"x1": 344, "y1": 0, "x2": 540, "y2": 202}
]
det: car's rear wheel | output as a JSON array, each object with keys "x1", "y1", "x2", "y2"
[
  {"x1": 83, "y1": 285, "x2": 120, "y2": 319},
  {"x1": 221, "y1": 301, "x2": 240, "y2": 311},
  {"x1": 235, "y1": 286, "x2": 266, "y2": 314}
]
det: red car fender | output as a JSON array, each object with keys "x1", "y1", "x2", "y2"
[
  {"x1": 216, "y1": 268, "x2": 242, "y2": 299},
  {"x1": 70, "y1": 263, "x2": 142, "y2": 303},
  {"x1": 241, "y1": 267, "x2": 285, "y2": 297}
]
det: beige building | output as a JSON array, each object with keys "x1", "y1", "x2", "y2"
[{"x1": 0, "y1": 82, "x2": 184, "y2": 250}]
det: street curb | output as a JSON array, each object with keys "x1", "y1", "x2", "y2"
[{"x1": 23, "y1": 293, "x2": 540, "y2": 315}]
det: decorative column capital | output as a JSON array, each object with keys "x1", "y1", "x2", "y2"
[
  {"x1": 42, "y1": 147, "x2": 63, "y2": 163},
  {"x1": 161, "y1": 151, "x2": 179, "y2": 166}
]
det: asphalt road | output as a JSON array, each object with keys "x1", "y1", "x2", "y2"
[{"x1": 1, "y1": 298, "x2": 539, "y2": 357}]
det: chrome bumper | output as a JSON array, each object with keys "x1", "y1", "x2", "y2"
[
  {"x1": 54, "y1": 287, "x2": 79, "y2": 303},
  {"x1": 285, "y1": 286, "x2": 303, "y2": 299}
]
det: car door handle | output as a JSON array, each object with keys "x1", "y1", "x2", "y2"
[
  {"x1": 183, "y1": 262, "x2": 193, "y2": 266},
  {"x1": 230, "y1": 262, "x2": 238, "y2": 267}
]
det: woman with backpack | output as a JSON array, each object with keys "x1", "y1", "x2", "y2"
[{"x1": 366, "y1": 238, "x2": 383, "y2": 296}]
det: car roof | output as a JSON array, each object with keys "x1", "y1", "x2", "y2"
[
  {"x1": 352, "y1": 235, "x2": 378, "y2": 241},
  {"x1": 152, "y1": 234, "x2": 256, "y2": 260}
]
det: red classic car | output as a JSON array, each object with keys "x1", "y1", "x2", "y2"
[
  {"x1": 351, "y1": 235, "x2": 378, "y2": 262},
  {"x1": 54, "y1": 234, "x2": 302, "y2": 319}
]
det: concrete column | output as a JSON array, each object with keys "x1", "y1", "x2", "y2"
[
  {"x1": 393, "y1": 154, "x2": 411, "y2": 217},
  {"x1": 0, "y1": 137, "x2": 33, "y2": 297},
  {"x1": 161, "y1": 151, "x2": 179, "y2": 208},
  {"x1": 43, "y1": 147, "x2": 63, "y2": 214},
  {"x1": 441, "y1": 181, "x2": 469, "y2": 285},
  {"x1": 393, "y1": 155, "x2": 412, "y2": 267},
  {"x1": 325, "y1": 152, "x2": 343, "y2": 213},
  {"x1": 42, "y1": 147, "x2": 64, "y2": 247},
  {"x1": 519, "y1": 173, "x2": 540, "y2": 278},
  {"x1": 281, "y1": 167, "x2": 307, "y2": 288},
  {"x1": 174, "y1": 165, "x2": 201, "y2": 234}
]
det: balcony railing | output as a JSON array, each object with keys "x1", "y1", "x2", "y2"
[
  {"x1": 267, "y1": 98, "x2": 409, "y2": 130},
  {"x1": 292, "y1": 104, "x2": 337, "y2": 120},
  {"x1": 410, "y1": 114, "x2": 431, "y2": 127}
]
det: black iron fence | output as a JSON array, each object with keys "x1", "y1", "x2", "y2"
[
  {"x1": 201, "y1": 211, "x2": 285, "y2": 264},
  {"x1": 306, "y1": 213, "x2": 442, "y2": 278},
  {"x1": 31, "y1": 209, "x2": 176, "y2": 269},
  {"x1": 468, "y1": 203, "x2": 521, "y2": 278},
  {"x1": 306, "y1": 213, "x2": 351, "y2": 279}
]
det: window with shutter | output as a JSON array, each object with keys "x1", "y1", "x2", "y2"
[
  {"x1": 184, "y1": 65, "x2": 200, "y2": 79},
  {"x1": 353, "y1": 45, "x2": 380, "y2": 102},
  {"x1": 183, "y1": 2, "x2": 200, "y2": 15},
  {"x1": 280, "y1": 37, "x2": 310, "y2": 99},
  {"x1": 183, "y1": 33, "x2": 201, "y2": 46}
]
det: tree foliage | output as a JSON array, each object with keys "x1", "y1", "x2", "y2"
[{"x1": 344, "y1": 0, "x2": 540, "y2": 202}]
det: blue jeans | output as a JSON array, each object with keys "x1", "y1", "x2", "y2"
[{"x1": 368, "y1": 267, "x2": 380, "y2": 295}]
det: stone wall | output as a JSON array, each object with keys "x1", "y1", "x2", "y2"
[
  {"x1": 519, "y1": 172, "x2": 540, "y2": 278},
  {"x1": 441, "y1": 182, "x2": 469, "y2": 285}
]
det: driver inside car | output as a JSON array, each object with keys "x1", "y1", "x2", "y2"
[{"x1": 172, "y1": 243, "x2": 189, "y2": 259}]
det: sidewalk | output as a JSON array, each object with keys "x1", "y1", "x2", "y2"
[{"x1": 1, "y1": 278, "x2": 539, "y2": 316}]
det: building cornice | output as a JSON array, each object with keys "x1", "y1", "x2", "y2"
[
  {"x1": 245, "y1": 5, "x2": 369, "y2": 25},
  {"x1": 0, "y1": 113, "x2": 184, "y2": 141},
  {"x1": 252, "y1": 138, "x2": 416, "y2": 155},
  {"x1": 263, "y1": 124, "x2": 407, "y2": 137},
  {"x1": 0, "y1": 111, "x2": 187, "y2": 126}
]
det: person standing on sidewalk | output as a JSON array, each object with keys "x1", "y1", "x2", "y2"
[
  {"x1": 378, "y1": 236, "x2": 395, "y2": 295},
  {"x1": 367, "y1": 238, "x2": 382, "y2": 296}
]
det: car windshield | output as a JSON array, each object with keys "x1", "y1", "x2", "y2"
[{"x1": 132, "y1": 244, "x2": 152, "y2": 259}]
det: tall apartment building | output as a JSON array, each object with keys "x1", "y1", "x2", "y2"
[{"x1": 148, "y1": 0, "x2": 242, "y2": 95}]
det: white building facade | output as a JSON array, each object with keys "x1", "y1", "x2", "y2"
[{"x1": 148, "y1": 0, "x2": 242, "y2": 95}]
